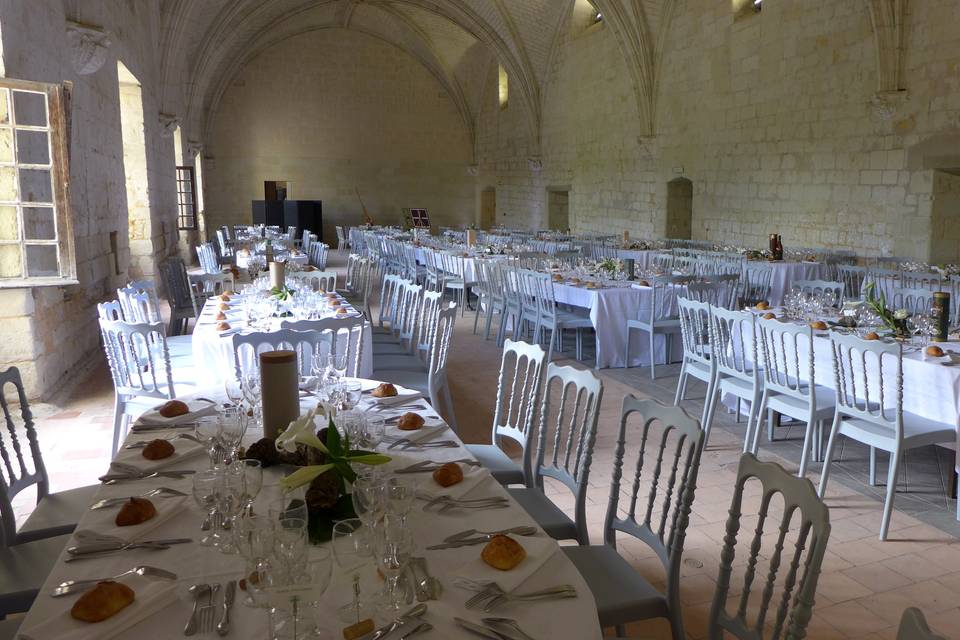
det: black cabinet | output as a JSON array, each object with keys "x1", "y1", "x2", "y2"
[{"x1": 251, "y1": 200, "x2": 323, "y2": 242}]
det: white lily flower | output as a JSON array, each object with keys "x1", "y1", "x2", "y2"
[
  {"x1": 893, "y1": 308, "x2": 909, "y2": 320},
  {"x1": 275, "y1": 407, "x2": 325, "y2": 453}
]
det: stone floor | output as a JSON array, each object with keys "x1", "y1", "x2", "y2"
[{"x1": 13, "y1": 251, "x2": 960, "y2": 639}]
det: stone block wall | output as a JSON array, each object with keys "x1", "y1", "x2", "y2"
[
  {"x1": 476, "y1": 0, "x2": 960, "y2": 262},
  {"x1": 205, "y1": 29, "x2": 475, "y2": 241},
  {"x1": 0, "y1": 0, "x2": 192, "y2": 399}
]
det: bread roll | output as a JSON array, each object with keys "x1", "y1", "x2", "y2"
[
  {"x1": 142, "y1": 439, "x2": 175, "y2": 461},
  {"x1": 371, "y1": 383, "x2": 397, "y2": 398},
  {"x1": 157, "y1": 400, "x2": 189, "y2": 418},
  {"x1": 926, "y1": 345, "x2": 945, "y2": 357},
  {"x1": 762, "y1": 312, "x2": 776, "y2": 320},
  {"x1": 755, "y1": 301, "x2": 769, "y2": 310},
  {"x1": 481, "y1": 535, "x2": 526, "y2": 571},
  {"x1": 215, "y1": 311, "x2": 227, "y2": 321},
  {"x1": 864, "y1": 331, "x2": 880, "y2": 340},
  {"x1": 115, "y1": 497, "x2": 157, "y2": 527},
  {"x1": 396, "y1": 412, "x2": 424, "y2": 431},
  {"x1": 216, "y1": 321, "x2": 231, "y2": 332},
  {"x1": 218, "y1": 302, "x2": 230, "y2": 311},
  {"x1": 330, "y1": 299, "x2": 342, "y2": 308},
  {"x1": 336, "y1": 307, "x2": 348, "y2": 314},
  {"x1": 70, "y1": 581, "x2": 135, "y2": 622},
  {"x1": 433, "y1": 462, "x2": 463, "y2": 487},
  {"x1": 809, "y1": 321, "x2": 828, "y2": 330}
]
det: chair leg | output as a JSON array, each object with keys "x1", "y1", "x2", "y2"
[
  {"x1": 742, "y1": 389, "x2": 760, "y2": 454},
  {"x1": 674, "y1": 363, "x2": 688, "y2": 405},
  {"x1": 702, "y1": 382, "x2": 721, "y2": 448},
  {"x1": 750, "y1": 391, "x2": 769, "y2": 455},
  {"x1": 442, "y1": 385, "x2": 458, "y2": 434},
  {"x1": 111, "y1": 395, "x2": 126, "y2": 458},
  {"x1": 624, "y1": 328, "x2": 632, "y2": 369},
  {"x1": 649, "y1": 331, "x2": 656, "y2": 380},
  {"x1": 575, "y1": 328, "x2": 583, "y2": 361},
  {"x1": 869, "y1": 447, "x2": 878, "y2": 486},
  {"x1": 818, "y1": 412, "x2": 842, "y2": 497},
  {"x1": 767, "y1": 408, "x2": 776, "y2": 442},
  {"x1": 798, "y1": 414, "x2": 816, "y2": 478},
  {"x1": 879, "y1": 448, "x2": 901, "y2": 541}
]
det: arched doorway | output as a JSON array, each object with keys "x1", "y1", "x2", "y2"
[{"x1": 666, "y1": 177, "x2": 693, "y2": 240}]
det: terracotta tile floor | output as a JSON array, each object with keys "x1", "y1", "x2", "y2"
[{"x1": 16, "y1": 253, "x2": 960, "y2": 639}]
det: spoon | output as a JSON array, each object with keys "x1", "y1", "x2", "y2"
[
  {"x1": 185, "y1": 583, "x2": 210, "y2": 636},
  {"x1": 399, "y1": 622, "x2": 433, "y2": 639},
  {"x1": 482, "y1": 617, "x2": 536, "y2": 640},
  {"x1": 443, "y1": 526, "x2": 538, "y2": 543}
]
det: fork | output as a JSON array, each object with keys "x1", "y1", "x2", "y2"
[
  {"x1": 52, "y1": 566, "x2": 177, "y2": 596},
  {"x1": 89, "y1": 487, "x2": 187, "y2": 509},
  {"x1": 124, "y1": 433, "x2": 201, "y2": 448},
  {"x1": 201, "y1": 583, "x2": 221, "y2": 633},
  {"x1": 465, "y1": 583, "x2": 577, "y2": 610}
]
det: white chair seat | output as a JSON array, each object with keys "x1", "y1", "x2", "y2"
[
  {"x1": 463, "y1": 444, "x2": 524, "y2": 485},
  {"x1": 627, "y1": 318, "x2": 681, "y2": 331},
  {"x1": 372, "y1": 354, "x2": 427, "y2": 373},
  {"x1": 765, "y1": 384, "x2": 836, "y2": 421},
  {"x1": 506, "y1": 487, "x2": 579, "y2": 542},
  {"x1": 563, "y1": 544, "x2": 668, "y2": 627},
  {"x1": 17, "y1": 485, "x2": 98, "y2": 542},
  {"x1": 556, "y1": 311, "x2": 593, "y2": 329},
  {"x1": 684, "y1": 359, "x2": 713, "y2": 383},
  {"x1": 0, "y1": 534, "x2": 71, "y2": 616},
  {"x1": 840, "y1": 411, "x2": 955, "y2": 450},
  {"x1": 719, "y1": 375, "x2": 757, "y2": 399}
]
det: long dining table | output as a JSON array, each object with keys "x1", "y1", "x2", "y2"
[{"x1": 15, "y1": 382, "x2": 601, "y2": 640}]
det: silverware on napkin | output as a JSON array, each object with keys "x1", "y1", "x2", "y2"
[
  {"x1": 89, "y1": 487, "x2": 187, "y2": 509},
  {"x1": 52, "y1": 565, "x2": 178, "y2": 596},
  {"x1": 365, "y1": 603, "x2": 427, "y2": 640},
  {"x1": 216, "y1": 580, "x2": 236, "y2": 636}
]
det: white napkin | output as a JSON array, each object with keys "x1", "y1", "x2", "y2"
[
  {"x1": 17, "y1": 574, "x2": 179, "y2": 640},
  {"x1": 111, "y1": 440, "x2": 205, "y2": 473},
  {"x1": 76, "y1": 496, "x2": 187, "y2": 544},
  {"x1": 452, "y1": 534, "x2": 559, "y2": 592},
  {"x1": 417, "y1": 463, "x2": 489, "y2": 500},
  {"x1": 386, "y1": 419, "x2": 447, "y2": 444},
  {"x1": 135, "y1": 400, "x2": 218, "y2": 427},
  {"x1": 368, "y1": 388, "x2": 424, "y2": 407}
]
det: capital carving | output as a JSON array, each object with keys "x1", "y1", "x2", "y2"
[
  {"x1": 158, "y1": 113, "x2": 180, "y2": 138},
  {"x1": 185, "y1": 140, "x2": 203, "y2": 157},
  {"x1": 527, "y1": 156, "x2": 543, "y2": 172},
  {"x1": 870, "y1": 90, "x2": 908, "y2": 121},
  {"x1": 65, "y1": 21, "x2": 112, "y2": 75},
  {"x1": 466, "y1": 164, "x2": 479, "y2": 177}
]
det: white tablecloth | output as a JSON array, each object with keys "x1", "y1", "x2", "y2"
[
  {"x1": 615, "y1": 249, "x2": 655, "y2": 269},
  {"x1": 191, "y1": 299, "x2": 373, "y2": 382},
  {"x1": 17, "y1": 384, "x2": 602, "y2": 640},
  {"x1": 766, "y1": 261, "x2": 827, "y2": 306},
  {"x1": 553, "y1": 282, "x2": 683, "y2": 368},
  {"x1": 235, "y1": 252, "x2": 308, "y2": 269},
  {"x1": 414, "y1": 248, "x2": 504, "y2": 282}
]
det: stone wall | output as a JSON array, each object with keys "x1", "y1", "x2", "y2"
[
  {"x1": 0, "y1": 0, "x2": 192, "y2": 398},
  {"x1": 204, "y1": 29, "x2": 475, "y2": 243},
  {"x1": 476, "y1": 0, "x2": 960, "y2": 262}
]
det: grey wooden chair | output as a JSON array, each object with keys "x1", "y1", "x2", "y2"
[
  {"x1": 563, "y1": 396, "x2": 704, "y2": 639},
  {"x1": 897, "y1": 607, "x2": 946, "y2": 640},
  {"x1": 0, "y1": 366, "x2": 97, "y2": 547},
  {"x1": 158, "y1": 257, "x2": 199, "y2": 335},
  {"x1": 507, "y1": 363, "x2": 603, "y2": 545},
  {"x1": 466, "y1": 340, "x2": 547, "y2": 486},
  {"x1": 708, "y1": 453, "x2": 831, "y2": 640}
]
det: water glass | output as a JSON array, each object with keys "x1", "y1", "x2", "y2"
[
  {"x1": 385, "y1": 478, "x2": 415, "y2": 524},
  {"x1": 340, "y1": 381, "x2": 363, "y2": 410},
  {"x1": 374, "y1": 517, "x2": 414, "y2": 614},
  {"x1": 360, "y1": 416, "x2": 385, "y2": 450},
  {"x1": 233, "y1": 459, "x2": 263, "y2": 510},
  {"x1": 275, "y1": 518, "x2": 309, "y2": 582},
  {"x1": 351, "y1": 481, "x2": 385, "y2": 529},
  {"x1": 192, "y1": 469, "x2": 222, "y2": 547}
]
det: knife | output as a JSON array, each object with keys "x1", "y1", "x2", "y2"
[
  {"x1": 67, "y1": 538, "x2": 193, "y2": 555},
  {"x1": 453, "y1": 617, "x2": 505, "y2": 640},
  {"x1": 364, "y1": 603, "x2": 427, "y2": 640},
  {"x1": 99, "y1": 470, "x2": 196, "y2": 482},
  {"x1": 216, "y1": 580, "x2": 236, "y2": 636}
]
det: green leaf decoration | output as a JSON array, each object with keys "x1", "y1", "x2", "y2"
[
  {"x1": 279, "y1": 463, "x2": 333, "y2": 490},
  {"x1": 306, "y1": 494, "x2": 357, "y2": 543}
]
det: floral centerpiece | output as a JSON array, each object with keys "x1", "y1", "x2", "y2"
[
  {"x1": 270, "y1": 285, "x2": 295, "y2": 302},
  {"x1": 597, "y1": 257, "x2": 623, "y2": 278},
  {"x1": 241, "y1": 406, "x2": 390, "y2": 542},
  {"x1": 625, "y1": 240, "x2": 653, "y2": 250},
  {"x1": 863, "y1": 282, "x2": 910, "y2": 338}
]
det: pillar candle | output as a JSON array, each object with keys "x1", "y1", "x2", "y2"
[
  {"x1": 466, "y1": 229, "x2": 477, "y2": 246},
  {"x1": 269, "y1": 261, "x2": 285, "y2": 290},
  {"x1": 259, "y1": 350, "x2": 300, "y2": 440},
  {"x1": 621, "y1": 230, "x2": 629, "y2": 247}
]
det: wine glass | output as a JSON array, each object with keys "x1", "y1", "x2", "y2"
[
  {"x1": 234, "y1": 512, "x2": 275, "y2": 608},
  {"x1": 374, "y1": 516, "x2": 414, "y2": 614},
  {"x1": 307, "y1": 547, "x2": 334, "y2": 637},
  {"x1": 340, "y1": 381, "x2": 363, "y2": 411},
  {"x1": 225, "y1": 377, "x2": 243, "y2": 408},
  {"x1": 219, "y1": 407, "x2": 247, "y2": 463},
  {"x1": 216, "y1": 467, "x2": 245, "y2": 553},
  {"x1": 274, "y1": 517, "x2": 309, "y2": 583},
  {"x1": 192, "y1": 469, "x2": 222, "y2": 546},
  {"x1": 350, "y1": 480, "x2": 384, "y2": 530},
  {"x1": 385, "y1": 478, "x2": 415, "y2": 525},
  {"x1": 233, "y1": 459, "x2": 263, "y2": 512},
  {"x1": 360, "y1": 416, "x2": 385, "y2": 450},
  {"x1": 196, "y1": 418, "x2": 224, "y2": 468}
]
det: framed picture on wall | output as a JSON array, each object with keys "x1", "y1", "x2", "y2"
[{"x1": 410, "y1": 208, "x2": 430, "y2": 228}]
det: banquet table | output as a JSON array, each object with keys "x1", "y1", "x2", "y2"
[
  {"x1": 414, "y1": 248, "x2": 504, "y2": 282},
  {"x1": 15, "y1": 383, "x2": 602, "y2": 640},
  {"x1": 615, "y1": 249, "x2": 655, "y2": 269},
  {"x1": 764, "y1": 261, "x2": 827, "y2": 307},
  {"x1": 553, "y1": 281, "x2": 683, "y2": 369},
  {"x1": 235, "y1": 251, "x2": 308, "y2": 269},
  {"x1": 191, "y1": 297, "x2": 374, "y2": 383}
]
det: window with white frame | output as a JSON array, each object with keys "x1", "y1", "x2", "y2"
[{"x1": 0, "y1": 78, "x2": 75, "y2": 286}]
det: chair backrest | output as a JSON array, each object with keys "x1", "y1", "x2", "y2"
[
  {"x1": 757, "y1": 317, "x2": 817, "y2": 406},
  {"x1": 196, "y1": 242, "x2": 220, "y2": 274},
  {"x1": 603, "y1": 396, "x2": 704, "y2": 620},
  {"x1": 416, "y1": 290, "x2": 444, "y2": 354},
  {"x1": 891, "y1": 286, "x2": 934, "y2": 316},
  {"x1": 867, "y1": 267, "x2": 901, "y2": 296},
  {"x1": 99, "y1": 317, "x2": 175, "y2": 400},
  {"x1": 677, "y1": 297, "x2": 713, "y2": 367},
  {"x1": 393, "y1": 279, "x2": 424, "y2": 346},
  {"x1": 232, "y1": 328, "x2": 331, "y2": 379},
  {"x1": 310, "y1": 242, "x2": 329, "y2": 269},
  {"x1": 741, "y1": 264, "x2": 773, "y2": 307},
  {"x1": 900, "y1": 271, "x2": 941, "y2": 291},
  {"x1": 159, "y1": 258, "x2": 195, "y2": 311},
  {"x1": 837, "y1": 264, "x2": 867, "y2": 299},
  {"x1": 0, "y1": 366, "x2": 47, "y2": 548},
  {"x1": 279, "y1": 317, "x2": 366, "y2": 378},
  {"x1": 118, "y1": 280, "x2": 161, "y2": 322},
  {"x1": 791, "y1": 279, "x2": 844, "y2": 304},
  {"x1": 491, "y1": 339, "x2": 548, "y2": 483},
  {"x1": 531, "y1": 362, "x2": 603, "y2": 544},
  {"x1": 829, "y1": 332, "x2": 903, "y2": 435},
  {"x1": 425, "y1": 302, "x2": 458, "y2": 387},
  {"x1": 98, "y1": 299, "x2": 125, "y2": 321},
  {"x1": 642, "y1": 275, "x2": 692, "y2": 324},
  {"x1": 897, "y1": 608, "x2": 947, "y2": 640},
  {"x1": 684, "y1": 281, "x2": 725, "y2": 307},
  {"x1": 708, "y1": 305, "x2": 759, "y2": 382},
  {"x1": 708, "y1": 453, "x2": 831, "y2": 640},
  {"x1": 378, "y1": 273, "x2": 404, "y2": 329}
]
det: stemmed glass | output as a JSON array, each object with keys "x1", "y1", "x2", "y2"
[
  {"x1": 234, "y1": 459, "x2": 263, "y2": 513},
  {"x1": 374, "y1": 516, "x2": 414, "y2": 614},
  {"x1": 359, "y1": 416, "x2": 385, "y2": 450},
  {"x1": 216, "y1": 467, "x2": 245, "y2": 553},
  {"x1": 196, "y1": 418, "x2": 224, "y2": 468},
  {"x1": 192, "y1": 469, "x2": 222, "y2": 547},
  {"x1": 274, "y1": 517, "x2": 309, "y2": 583},
  {"x1": 219, "y1": 406, "x2": 248, "y2": 464},
  {"x1": 225, "y1": 377, "x2": 243, "y2": 408},
  {"x1": 385, "y1": 478, "x2": 415, "y2": 526},
  {"x1": 234, "y1": 512, "x2": 274, "y2": 608},
  {"x1": 340, "y1": 381, "x2": 363, "y2": 411},
  {"x1": 350, "y1": 477, "x2": 385, "y2": 532}
]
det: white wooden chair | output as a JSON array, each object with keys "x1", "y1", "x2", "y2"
[
  {"x1": 626, "y1": 275, "x2": 692, "y2": 379},
  {"x1": 374, "y1": 280, "x2": 424, "y2": 356},
  {"x1": 196, "y1": 242, "x2": 221, "y2": 274},
  {"x1": 0, "y1": 367, "x2": 97, "y2": 547},
  {"x1": 754, "y1": 318, "x2": 835, "y2": 477},
  {"x1": 702, "y1": 306, "x2": 761, "y2": 451},
  {"x1": 99, "y1": 317, "x2": 196, "y2": 455},
  {"x1": 507, "y1": 363, "x2": 603, "y2": 545},
  {"x1": 897, "y1": 608, "x2": 947, "y2": 640},
  {"x1": 117, "y1": 280, "x2": 161, "y2": 322},
  {"x1": 309, "y1": 242, "x2": 329, "y2": 269},
  {"x1": 288, "y1": 269, "x2": 336, "y2": 293},
  {"x1": 376, "y1": 274, "x2": 404, "y2": 332},
  {"x1": 189, "y1": 271, "x2": 235, "y2": 320},
  {"x1": 231, "y1": 328, "x2": 330, "y2": 379},
  {"x1": 890, "y1": 286, "x2": 934, "y2": 316},
  {"x1": 900, "y1": 270, "x2": 941, "y2": 291},
  {"x1": 674, "y1": 297, "x2": 716, "y2": 428},
  {"x1": 563, "y1": 396, "x2": 703, "y2": 639},
  {"x1": 279, "y1": 318, "x2": 366, "y2": 378},
  {"x1": 791, "y1": 279, "x2": 844, "y2": 304},
  {"x1": 466, "y1": 340, "x2": 547, "y2": 486},
  {"x1": 376, "y1": 302, "x2": 459, "y2": 431},
  {"x1": 739, "y1": 263, "x2": 773, "y2": 307},
  {"x1": 837, "y1": 264, "x2": 868, "y2": 300},
  {"x1": 819, "y1": 333, "x2": 955, "y2": 540},
  {"x1": 527, "y1": 270, "x2": 592, "y2": 361},
  {"x1": 708, "y1": 453, "x2": 830, "y2": 640},
  {"x1": 336, "y1": 226, "x2": 349, "y2": 253},
  {"x1": 375, "y1": 289, "x2": 441, "y2": 368}
]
